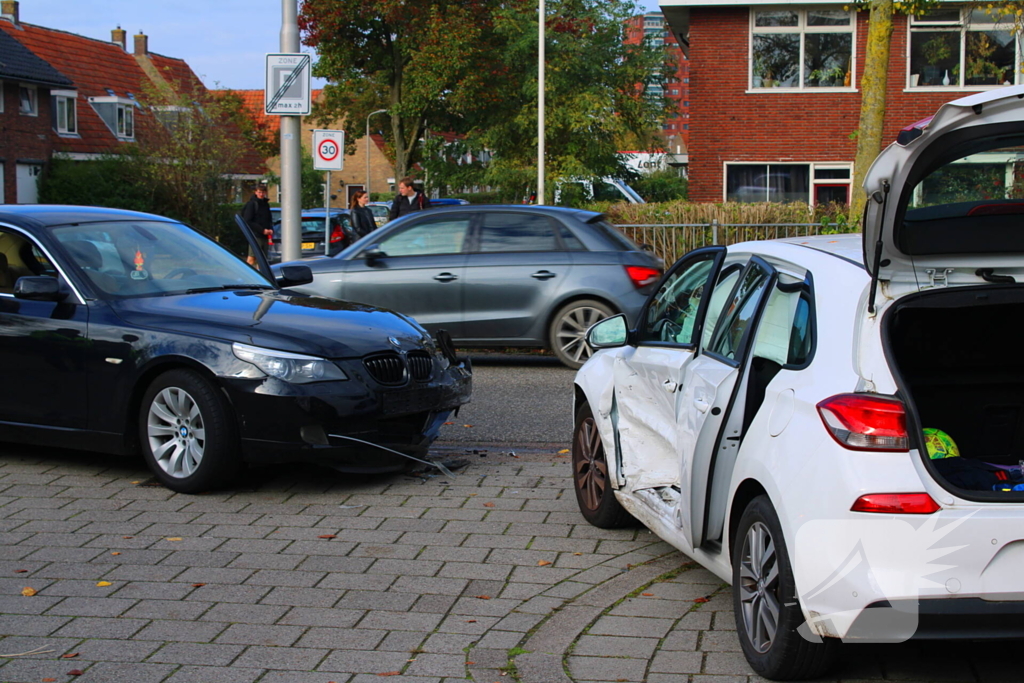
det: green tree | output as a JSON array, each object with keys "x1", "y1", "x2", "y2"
[
  {"x1": 477, "y1": 0, "x2": 669, "y2": 200},
  {"x1": 299, "y1": 0, "x2": 517, "y2": 180}
]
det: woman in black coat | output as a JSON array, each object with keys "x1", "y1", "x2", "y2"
[{"x1": 350, "y1": 191, "x2": 376, "y2": 238}]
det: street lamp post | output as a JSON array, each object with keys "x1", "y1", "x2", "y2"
[
  {"x1": 537, "y1": 0, "x2": 545, "y2": 205},
  {"x1": 366, "y1": 109, "x2": 387, "y2": 197}
]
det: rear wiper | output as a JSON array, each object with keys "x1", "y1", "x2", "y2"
[{"x1": 185, "y1": 284, "x2": 275, "y2": 294}]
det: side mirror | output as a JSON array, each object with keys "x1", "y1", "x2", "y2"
[
  {"x1": 14, "y1": 276, "x2": 67, "y2": 302},
  {"x1": 586, "y1": 314, "x2": 629, "y2": 350},
  {"x1": 362, "y1": 245, "x2": 386, "y2": 263},
  {"x1": 276, "y1": 265, "x2": 313, "y2": 288}
]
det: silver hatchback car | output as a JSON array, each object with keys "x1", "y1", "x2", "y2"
[{"x1": 278, "y1": 205, "x2": 663, "y2": 368}]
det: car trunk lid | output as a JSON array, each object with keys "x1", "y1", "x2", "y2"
[{"x1": 862, "y1": 85, "x2": 1024, "y2": 302}]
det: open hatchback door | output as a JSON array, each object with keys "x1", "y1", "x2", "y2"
[{"x1": 863, "y1": 84, "x2": 1024, "y2": 304}]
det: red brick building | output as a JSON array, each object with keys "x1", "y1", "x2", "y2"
[
  {"x1": 661, "y1": 1, "x2": 1006, "y2": 204},
  {"x1": 0, "y1": 0, "x2": 263, "y2": 204},
  {"x1": 625, "y1": 11, "x2": 690, "y2": 154}
]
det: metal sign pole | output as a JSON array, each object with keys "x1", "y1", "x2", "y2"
[
  {"x1": 279, "y1": 0, "x2": 301, "y2": 263},
  {"x1": 324, "y1": 170, "x2": 331, "y2": 256}
]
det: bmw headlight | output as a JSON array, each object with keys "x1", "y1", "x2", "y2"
[{"x1": 232, "y1": 343, "x2": 348, "y2": 384}]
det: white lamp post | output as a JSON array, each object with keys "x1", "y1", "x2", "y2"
[
  {"x1": 366, "y1": 109, "x2": 387, "y2": 197},
  {"x1": 537, "y1": 0, "x2": 545, "y2": 205}
]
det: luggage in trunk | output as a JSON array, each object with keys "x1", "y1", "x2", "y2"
[{"x1": 886, "y1": 287, "x2": 1024, "y2": 497}]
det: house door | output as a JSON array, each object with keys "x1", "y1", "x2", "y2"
[{"x1": 16, "y1": 164, "x2": 42, "y2": 204}]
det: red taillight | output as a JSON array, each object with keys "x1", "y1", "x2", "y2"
[
  {"x1": 625, "y1": 265, "x2": 661, "y2": 288},
  {"x1": 851, "y1": 493, "x2": 940, "y2": 514},
  {"x1": 330, "y1": 225, "x2": 344, "y2": 243},
  {"x1": 816, "y1": 393, "x2": 909, "y2": 451}
]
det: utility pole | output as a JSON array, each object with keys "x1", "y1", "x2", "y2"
[
  {"x1": 537, "y1": 0, "x2": 545, "y2": 205},
  {"x1": 279, "y1": 0, "x2": 301, "y2": 262}
]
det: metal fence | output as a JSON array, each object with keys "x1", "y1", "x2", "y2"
[{"x1": 614, "y1": 221, "x2": 850, "y2": 266}]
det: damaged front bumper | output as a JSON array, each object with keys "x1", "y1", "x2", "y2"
[{"x1": 221, "y1": 356, "x2": 472, "y2": 473}]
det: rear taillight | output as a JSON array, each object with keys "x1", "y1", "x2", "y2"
[
  {"x1": 625, "y1": 265, "x2": 661, "y2": 288},
  {"x1": 816, "y1": 393, "x2": 909, "y2": 451},
  {"x1": 330, "y1": 225, "x2": 344, "y2": 243},
  {"x1": 851, "y1": 493, "x2": 940, "y2": 514}
]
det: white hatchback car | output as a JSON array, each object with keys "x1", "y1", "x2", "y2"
[{"x1": 572, "y1": 86, "x2": 1024, "y2": 680}]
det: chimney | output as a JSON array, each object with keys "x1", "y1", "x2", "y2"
[
  {"x1": 112, "y1": 25, "x2": 126, "y2": 50},
  {"x1": 134, "y1": 31, "x2": 148, "y2": 56},
  {"x1": 0, "y1": 0, "x2": 18, "y2": 25}
]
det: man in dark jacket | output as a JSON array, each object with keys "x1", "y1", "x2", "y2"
[
  {"x1": 388, "y1": 177, "x2": 431, "y2": 220},
  {"x1": 240, "y1": 185, "x2": 273, "y2": 257}
]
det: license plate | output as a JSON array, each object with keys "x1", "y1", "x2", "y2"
[
  {"x1": 301, "y1": 242, "x2": 316, "y2": 250},
  {"x1": 383, "y1": 387, "x2": 442, "y2": 415}
]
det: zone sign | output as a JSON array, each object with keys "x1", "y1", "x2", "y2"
[{"x1": 313, "y1": 130, "x2": 344, "y2": 171}]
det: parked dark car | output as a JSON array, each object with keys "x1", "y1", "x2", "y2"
[
  {"x1": 0, "y1": 205, "x2": 472, "y2": 493},
  {"x1": 268, "y1": 209, "x2": 359, "y2": 262},
  {"x1": 275, "y1": 205, "x2": 663, "y2": 368}
]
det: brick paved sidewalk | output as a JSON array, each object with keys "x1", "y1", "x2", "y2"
[{"x1": 1, "y1": 446, "x2": 1018, "y2": 683}]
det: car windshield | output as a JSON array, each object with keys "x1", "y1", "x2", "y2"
[{"x1": 50, "y1": 220, "x2": 274, "y2": 299}]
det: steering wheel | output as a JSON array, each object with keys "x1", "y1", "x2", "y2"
[{"x1": 164, "y1": 267, "x2": 198, "y2": 280}]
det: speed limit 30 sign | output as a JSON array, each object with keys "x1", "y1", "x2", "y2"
[{"x1": 312, "y1": 130, "x2": 344, "y2": 171}]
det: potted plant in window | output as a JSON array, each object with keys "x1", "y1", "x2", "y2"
[
  {"x1": 964, "y1": 33, "x2": 1003, "y2": 85},
  {"x1": 921, "y1": 34, "x2": 952, "y2": 85}
]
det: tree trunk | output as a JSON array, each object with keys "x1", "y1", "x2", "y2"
[{"x1": 851, "y1": 0, "x2": 894, "y2": 224}]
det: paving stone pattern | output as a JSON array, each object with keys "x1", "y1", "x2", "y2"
[{"x1": 0, "y1": 447, "x2": 1017, "y2": 683}]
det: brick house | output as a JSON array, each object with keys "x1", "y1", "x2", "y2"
[
  {"x1": 660, "y1": 1, "x2": 1006, "y2": 204},
  {"x1": 0, "y1": 18, "x2": 73, "y2": 203},
  {"x1": 227, "y1": 89, "x2": 397, "y2": 207},
  {"x1": 0, "y1": 0, "x2": 263, "y2": 204}
]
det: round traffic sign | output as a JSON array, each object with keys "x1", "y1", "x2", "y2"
[{"x1": 317, "y1": 138, "x2": 340, "y2": 162}]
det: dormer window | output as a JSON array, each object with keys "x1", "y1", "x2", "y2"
[
  {"x1": 152, "y1": 105, "x2": 189, "y2": 131},
  {"x1": 52, "y1": 90, "x2": 78, "y2": 135},
  {"x1": 89, "y1": 96, "x2": 135, "y2": 140}
]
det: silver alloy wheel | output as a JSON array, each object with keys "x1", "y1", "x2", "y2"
[
  {"x1": 146, "y1": 386, "x2": 206, "y2": 479},
  {"x1": 738, "y1": 520, "x2": 781, "y2": 653},
  {"x1": 554, "y1": 305, "x2": 609, "y2": 365},
  {"x1": 573, "y1": 415, "x2": 608, "y2": 511}
]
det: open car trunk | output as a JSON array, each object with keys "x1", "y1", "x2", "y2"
[{"x1": 886, "y1": 286, "x2": 1024, "y2": 501}]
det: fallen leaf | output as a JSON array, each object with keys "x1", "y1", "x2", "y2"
[
  {"x1": 96, "y1": 581, "x2": 112, "y2": 587},
  {"x1": 110, "y1": 552, "x2": 121, "y2": 556},
  {"x1": 468, "y1": 493, "x2": 478, "y2": 496},
  {"x1": 165, "y1": 537, "x2": 183, "y2": 542},
  {"x1": 558, "y1": 448, "x2": 570, "y2": 454},
  {"x1": 463, "y1": 424, "x2": 473, "y2": 428},
  {"x1": 377, "y1": 672, "x2": 401, "y2": 677},
  {"x1": 62, "y1": 653, "x2": 79, "y2": 659},
  {"x1": 191, "y1": 583, "x2": 206, "y2": 588},
  {"x1": 693, "y1": 597, "x2": 710, "y2": 603},
  {"x1": 122, "y1": 536, "x2": 133, "y2": 539},
  {"x1": 443, "y1": 421, "x2": 454, "y2": 425},
  {"x1": 537, "y1": 560, "x2": 552, "y2": 566},
  {"x1": 317, "y1": 535, "x2": 337, "y2": 540},
  {"x1": 14, "y1": 569, "x2": 27, "y2": 573},
  {"x1": 67, "y1": 670, "x2": 84, "y2": 676},
  {"x1": 573, "y1": 552, "x2": 582, "y2": 556},
  {"x1": 483, "y1": 502, "x2": 495, "y2": 508},
  {"x1": 43, "y1": 679, "x2": 57, "y2": 682},
  {"x1": 642, "y1": 593, "x2": 654, "y2": 597},
  {"x1": 466, "y1": 619, "x2": 477, "y2": 623},
  {"x1": 474, "y1": 595, "x2": 491, "y2": 600},
  {"x1": 466, "y1": 661, "x2": 475, "y2": 665},
  {"x1": 406, "y1": 658, "x2": 416, "y2": 662},
  {"x1": 21, "y1": 587, "x2": 37, "y2": 596}
]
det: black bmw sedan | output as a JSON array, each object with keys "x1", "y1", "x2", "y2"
[{"x1": 0, "y1": 205, "x2": 472, "y2": 493}]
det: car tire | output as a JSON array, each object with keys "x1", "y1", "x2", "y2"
[
  {"x1": 139, "y1": 369, "x2": 239, "y2": 494},
  {"x1": 549, "y1": 299, "x2": 615, "y2": 370},
  {"x1": 572, "y1": 402, "x2": 634, "y2": 528},
  {"x1": 733, "y1": 495, "x2": 838, "y2": 680}
]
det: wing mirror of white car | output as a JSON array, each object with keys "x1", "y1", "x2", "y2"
[{"x1": 587, "y1": 313, "x2": 629, "y2": 349}]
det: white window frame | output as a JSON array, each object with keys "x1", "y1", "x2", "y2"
[
  {"x1": 88, "y1": 96, "x2": 136, "y2": 140},
  {"x1": 18, "y1": 84, "x2": 38, "y2": 116},
  {"x1": 907, "y1": 8, "x2": 1021, "y2": 90},
  {"x1": 52, "y1": 89, "x2": 78, "y2": 135},
  {"x1": 723, "y1": 161, "x2": 853, "y2": 206},
  {"x1": 749, "y1": 7, "x2": 858, "y2": 92}
]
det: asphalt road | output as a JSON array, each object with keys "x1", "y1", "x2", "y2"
[{"x1": 434, "y1": 352, "x2": 577, "y2": 447}]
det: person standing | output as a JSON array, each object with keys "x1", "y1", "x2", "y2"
[
  {"x1": 388, "y1": 177, "x2": 431, "y2": 220},
  {"x1": 240, "y1": 184, "x2": 273, "y2": 261},
  {"x1": 349, "y1": 190, "x2": 376, "y2": 238}
]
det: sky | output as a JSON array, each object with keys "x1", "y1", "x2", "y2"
[{"x1": 20, "y1": 0, "x2": 665, "y2": 91}]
